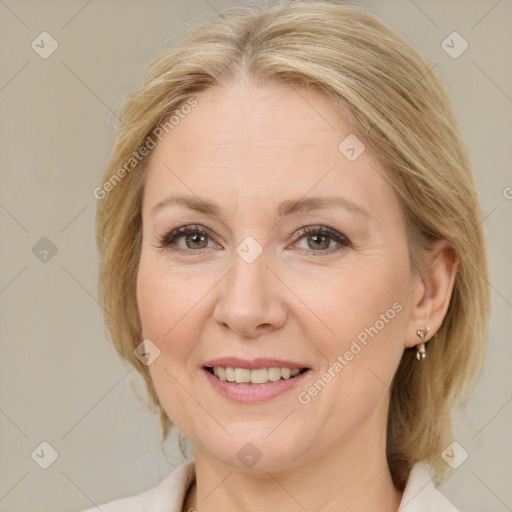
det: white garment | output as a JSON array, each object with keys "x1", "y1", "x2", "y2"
[{"x1": 79, "y1": 460, "x2": 462, "y2": 511}]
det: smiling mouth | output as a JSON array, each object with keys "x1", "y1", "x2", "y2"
[{"x1": 204, "y1": 366, "x2": 309, "y2": 384}]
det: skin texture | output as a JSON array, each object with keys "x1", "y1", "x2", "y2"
[{"x1": 136, "y1": 81, "x2": 458, "y2": 512}]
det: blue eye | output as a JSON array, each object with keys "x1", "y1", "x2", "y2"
[{"x1": 157, "y1": 224, "x2": 351, "y2": 256}]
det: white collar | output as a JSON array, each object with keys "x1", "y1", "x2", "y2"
[{"x1": 398, "y1": 463, "x2": 460, "y2": 511}]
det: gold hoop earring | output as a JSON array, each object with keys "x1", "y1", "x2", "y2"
[{"x1": 416, "y1": 324, "x2": 431, "y2": 361}]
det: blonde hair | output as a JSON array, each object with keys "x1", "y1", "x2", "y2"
[{"x1": 96, "y1": 0, "x2": 490, "y2": 489}]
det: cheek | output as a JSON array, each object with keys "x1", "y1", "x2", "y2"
[
  {"x1": 137, "y1": 254, "x2": 200, "y2": 342},
  {"x1": 311, "y1": 259, "x2": 407, "y2": 347},
  {"x1": 136, "y1": 256, "x2": 204, "y2": 428},
  {"x1": 136, "y1": 256, "x2": 204, "y2": 398},
  {"x1": 305, "y1": 257, "x2": 409, "y2": 406}
]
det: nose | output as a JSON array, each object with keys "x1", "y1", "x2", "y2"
[{"x1": 212, "y1": 248, "x2": 287, "y2": 339}]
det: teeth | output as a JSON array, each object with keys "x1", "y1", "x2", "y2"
[
  {"x1": 234, "y1": 368, "x2": 250, "y2": 383},
  {"x1": 250, "y1": 368, "x2": 268, "y2": 384},
  {"x1": 268, "y1": 367, "x2": 282, "y2": 381},
  {"x1": 211, "y1": 366, "x2": 305, "y2": 384},
  {"x1": 225, "y1": 367, "x2": 235, "y2": 382}
]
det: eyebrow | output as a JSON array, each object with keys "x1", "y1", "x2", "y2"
[{"x1": 150, "y1": 194, "x2": 371, "y2": 220}]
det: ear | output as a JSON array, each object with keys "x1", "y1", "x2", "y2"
[{"x1": 404, "y1": 239, "x2": 459, "y2": 348}]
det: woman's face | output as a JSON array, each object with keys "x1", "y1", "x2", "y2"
[{"x1": 137, "y1": 82, "x2": 420, "y2": 471}]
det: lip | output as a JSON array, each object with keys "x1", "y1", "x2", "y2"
[
  {"x1": 203, "y1": 357, "x2": 308, "y2": 370},
  {"x1": 202, "y1": 365, "x2": 312, "y2": 403}
]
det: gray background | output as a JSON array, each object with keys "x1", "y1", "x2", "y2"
[{"x1": 0, "y1": 0, "x2": 511, "y2": 511}]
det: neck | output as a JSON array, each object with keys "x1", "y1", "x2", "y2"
[{"x1": 183, "y1": 414, "x2": 403, "y2": 512}]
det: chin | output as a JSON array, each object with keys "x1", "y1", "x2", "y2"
[{"x1": 192, "y1": 421, "x2": 312, "y2": 473}]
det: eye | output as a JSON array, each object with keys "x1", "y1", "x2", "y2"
[
  {"x1": 291, "y1": 225, "x2": 351, "y2": 255},
  {"x1": 157, "y1": 224, "x2": 351, "y2": 256},
  {"x1": 157, "y1": 225, "x2": 216, "y2": 255}
]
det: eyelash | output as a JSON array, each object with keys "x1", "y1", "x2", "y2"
[{"x1": 156, "y1": 224, "x2": 352, "y2": 256}]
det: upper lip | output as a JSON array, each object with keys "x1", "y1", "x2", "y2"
[{"x1": 203, "y1": 357, "x2": 309, "y2": 370}]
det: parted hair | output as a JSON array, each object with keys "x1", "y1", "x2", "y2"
[{"x1": 96, "y1": 0, "x2": 490, "y2": 489}]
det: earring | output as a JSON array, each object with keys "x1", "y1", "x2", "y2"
[{"x1": 416, "y1": 324, "x2": 431, "y2": 361}]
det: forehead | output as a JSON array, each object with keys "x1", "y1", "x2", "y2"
[
  {"x1": 153, "y1": 83, "x2": 350, "y2": 162},
  {"x1": 142, "y1": 82, "x2": 396, "y2": 220}
]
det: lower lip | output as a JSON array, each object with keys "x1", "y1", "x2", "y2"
[{"x1": 203, "y1": 368, "x2": 311, "y2": 403}]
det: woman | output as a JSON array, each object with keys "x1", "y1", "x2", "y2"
[{"x1": 85, "y1": 1, "x2": 490, "y2": 510}]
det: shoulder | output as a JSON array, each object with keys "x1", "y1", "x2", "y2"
[
  {"x1": 76, "y1": 459, "x2": 195, "y2": 512},
  {"x1": 399, "y1": 463, "x2": 464, "y2": 511}
]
